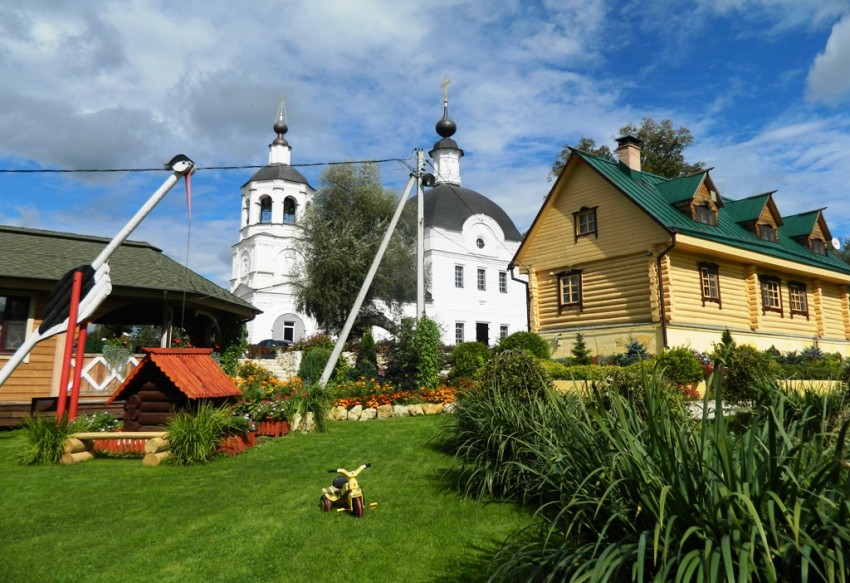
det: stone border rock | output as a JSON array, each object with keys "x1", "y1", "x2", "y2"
[{"x1": 330, "y1": 402, "x2": 455, "y2": 421}]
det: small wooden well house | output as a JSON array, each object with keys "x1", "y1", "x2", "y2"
[{"x1": 108, "y1": 348, "x2": 241, "y2": 431}]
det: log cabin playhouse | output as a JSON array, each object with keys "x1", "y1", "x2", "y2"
[
  {"x1": 510, "y1": 136, "x2": 850, "y2": 358},
  {"x1": 107, "y1": 348, "x2": 241, "y2": 432}
]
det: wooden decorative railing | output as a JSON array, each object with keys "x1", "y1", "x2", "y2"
[{"x1": 66, "y1": 354, "x2": 142, "y2": 395}]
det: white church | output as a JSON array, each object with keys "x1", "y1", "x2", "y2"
[{"x1": 230, "y1": 98, "x2": 527, "y2": 347}]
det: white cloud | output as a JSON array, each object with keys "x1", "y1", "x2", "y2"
[{"x1": 807, "y1": 15, "x2": 850, "y2": 104}]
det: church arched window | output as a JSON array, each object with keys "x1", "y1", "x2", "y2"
[
  {"x1": 283, "y1": 197, "x2": 297, "y2": 224},
  {"x1": 259, "y1": 196, "x2": 272, "y2": 223}
]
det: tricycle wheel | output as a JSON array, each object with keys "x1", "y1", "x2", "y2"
[
  {"x1": 351, "y1": 496, "x2": 364, "y2": 518},
  {"x1": 320, "y1": 495, "x2": 333, "y2": 512}
]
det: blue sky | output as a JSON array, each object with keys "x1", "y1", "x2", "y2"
[{"x1": 2, "y1": 0, "x2": 850, "y2": 288}]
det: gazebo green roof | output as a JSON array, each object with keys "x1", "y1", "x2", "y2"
[{"x1": 0, "y1": 226, "x2": 258, "y2": 319}]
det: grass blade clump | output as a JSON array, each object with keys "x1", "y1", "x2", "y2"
[
  {"x1": 444, "y1": 354, "x2": 850, "y2": 581},
  {"x1": 166, "y1": 401, "x2": 240, "y2": 465},
  {"x1": 17, "y1": 415, "x2": 73, "y2": 465}
]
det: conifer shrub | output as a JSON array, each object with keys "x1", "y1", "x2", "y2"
[
  {"x1": 570, "y1": 332, "x2": 593, "y2": 365},
  {"x1": 493, "y1": 331, "x2": 550, "y2": 359},
  {"x1": 352, "y1": 329, "x2": 379, "y2": 379}
]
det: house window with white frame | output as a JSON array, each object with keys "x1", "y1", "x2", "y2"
[
  {"x1": 760, "y1": 275, "x2": 783, "y2": 316},
  {"x1": 498, "y1": 271, "x2": 507, "y2": 293},
  {"x1": 454, "y1": 265, "x2": 464, "y2": 288},
  {"x1": 558, "y1": 270, "x2": 582, "y2": 311},
  {"x1": 698, "y1": 262, "x2": 721, "y2": 307},
  {"x1": 499, "y1": 325, "x2": 508, "y2": 339},
  {"x1": 573, "y1": 206, "x2": 598, "y2": 240},
  {"x1": 455, "y1": 322, "x2": 464, "y2": 345},
  {"x1": 0, "y1": 295, "x2": 29, "y2": 352},
  {"x1": 477, "y1": 268, "x2": 486, "y2": 291},
  {"x1": 788, "y1": 281, "x2": 808, "y2": 319}
]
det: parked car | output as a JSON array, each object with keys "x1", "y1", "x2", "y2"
[
  {"x1": 248, "y1": 339, "x2": 292, "y2": 359},
  {"x1": 257, "y1": 339, "x2": 292, "y2": 348}
]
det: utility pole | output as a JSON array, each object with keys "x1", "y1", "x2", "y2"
[{"x1": 416, "y1": 149, "x2": 426, "y2": 319}]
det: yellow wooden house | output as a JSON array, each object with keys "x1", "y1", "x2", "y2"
[{"x1": 510, "y1": 136, "x2": 850, "y2": 358}]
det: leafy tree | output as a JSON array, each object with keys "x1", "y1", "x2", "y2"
[
  {"x1": 550, "y1": 118, "x2": 705, "y2": 180},
  {"x1": 293, "y1": 163, "x2": 417, "y2": 335}
]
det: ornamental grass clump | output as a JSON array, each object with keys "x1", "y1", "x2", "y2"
[
  {"x1": 17, "y1": 415, "x2": 73, "y2": 465},
  {"x1": 442, "y1": 349, "x2": 565, "y2": 501},
  {"x1": 446, "y1": 363, "x2": 850, "y2": 581},
  {"x1": 166, "y1": 401, "x2": 245, "y2": 465}
]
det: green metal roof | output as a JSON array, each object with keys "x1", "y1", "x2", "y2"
[
  {"x1": 723, "y1": 192, "x2": 779, "y2": 224},
  {"x1": 655, "y1": 172, "x2": 706, "y2": 204},
  {"x1": 0, "y1": 226, "x2": 258, "y2": 317},
  {"x1": 574, "y1": 151, "x2": 850, "y2": 276}
]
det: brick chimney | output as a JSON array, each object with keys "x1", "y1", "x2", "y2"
[{"x1": 615, "y1": 134, "x2": 643, "y2": 172}]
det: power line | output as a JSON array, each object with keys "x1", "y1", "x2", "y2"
[{"x1": 0, "y1": 157, "x2": 409, "y2": 174}]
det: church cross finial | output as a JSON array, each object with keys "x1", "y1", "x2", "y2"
[
  {"x1": 441, "y1": 76, "x2": 451, "y2": 103},
  {"x1": 277, "y1": 97, "x2": 287, "y2": 125}
]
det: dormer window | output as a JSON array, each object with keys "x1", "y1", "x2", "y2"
[
  {"x1": 694, "y1": 204, "x2": 717, "y2": 226},
  {"x1": 758, "y1": 224, "x2": 777, "y2": 242},
  {"x1": 811, "y1": 238, "x2": 826, "y2": 255},
  {"x1": 573, "y1": 206, "x2": 598, "y2": 241}
]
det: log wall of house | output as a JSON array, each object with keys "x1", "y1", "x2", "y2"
[
  {"x1": 0, "y1": 293, "x2": 59, "y2": 403},
  {"x1": 666, "y1": 252, "x2": 754, "y2": 331},
  {"x1": 536, "y1": 253, "x2": 654, "y2": 331}
]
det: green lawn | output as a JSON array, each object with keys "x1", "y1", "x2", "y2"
[{"x1": 0, "y1": 415, "x2": 527, "y2": 583}]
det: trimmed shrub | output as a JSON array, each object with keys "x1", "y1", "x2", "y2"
[
  {"x1": 494, "y1": 331, "x2": 550, "y2": 359},
  {"x1": 449, "y1": 341, "x2": 491, "y2": 380},
  {"x1": 654, "y1": 346, "x2": 704, "y2": 386},
  {"x1": 721, "y1": 344, "x2": 777, "y2": 403},
  {"x1": 480, "y1": 349, "x2": 552, "y2": 398}
]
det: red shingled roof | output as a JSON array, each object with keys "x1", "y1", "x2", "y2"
[{"x1": 108, "y1": 347, "x2": 241, "y2": 403}]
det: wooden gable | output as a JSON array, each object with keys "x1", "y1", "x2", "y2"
[
  {"x1": 782, "y1": 209, "x2": 834, "y2": 256},
  {"x1": 512, "y1": 154, "x2": 669, "y2": 273}
]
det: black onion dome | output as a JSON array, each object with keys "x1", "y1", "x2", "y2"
[
  {"x1": 418, "y1": 183, "x2": 522, "y2": 242},
  {"x1": 435, "y1": 104, "x2": 457, "y2": 138},
  {"x1": 272, "y1": 117, "x2": 289, "y2": 147}
]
